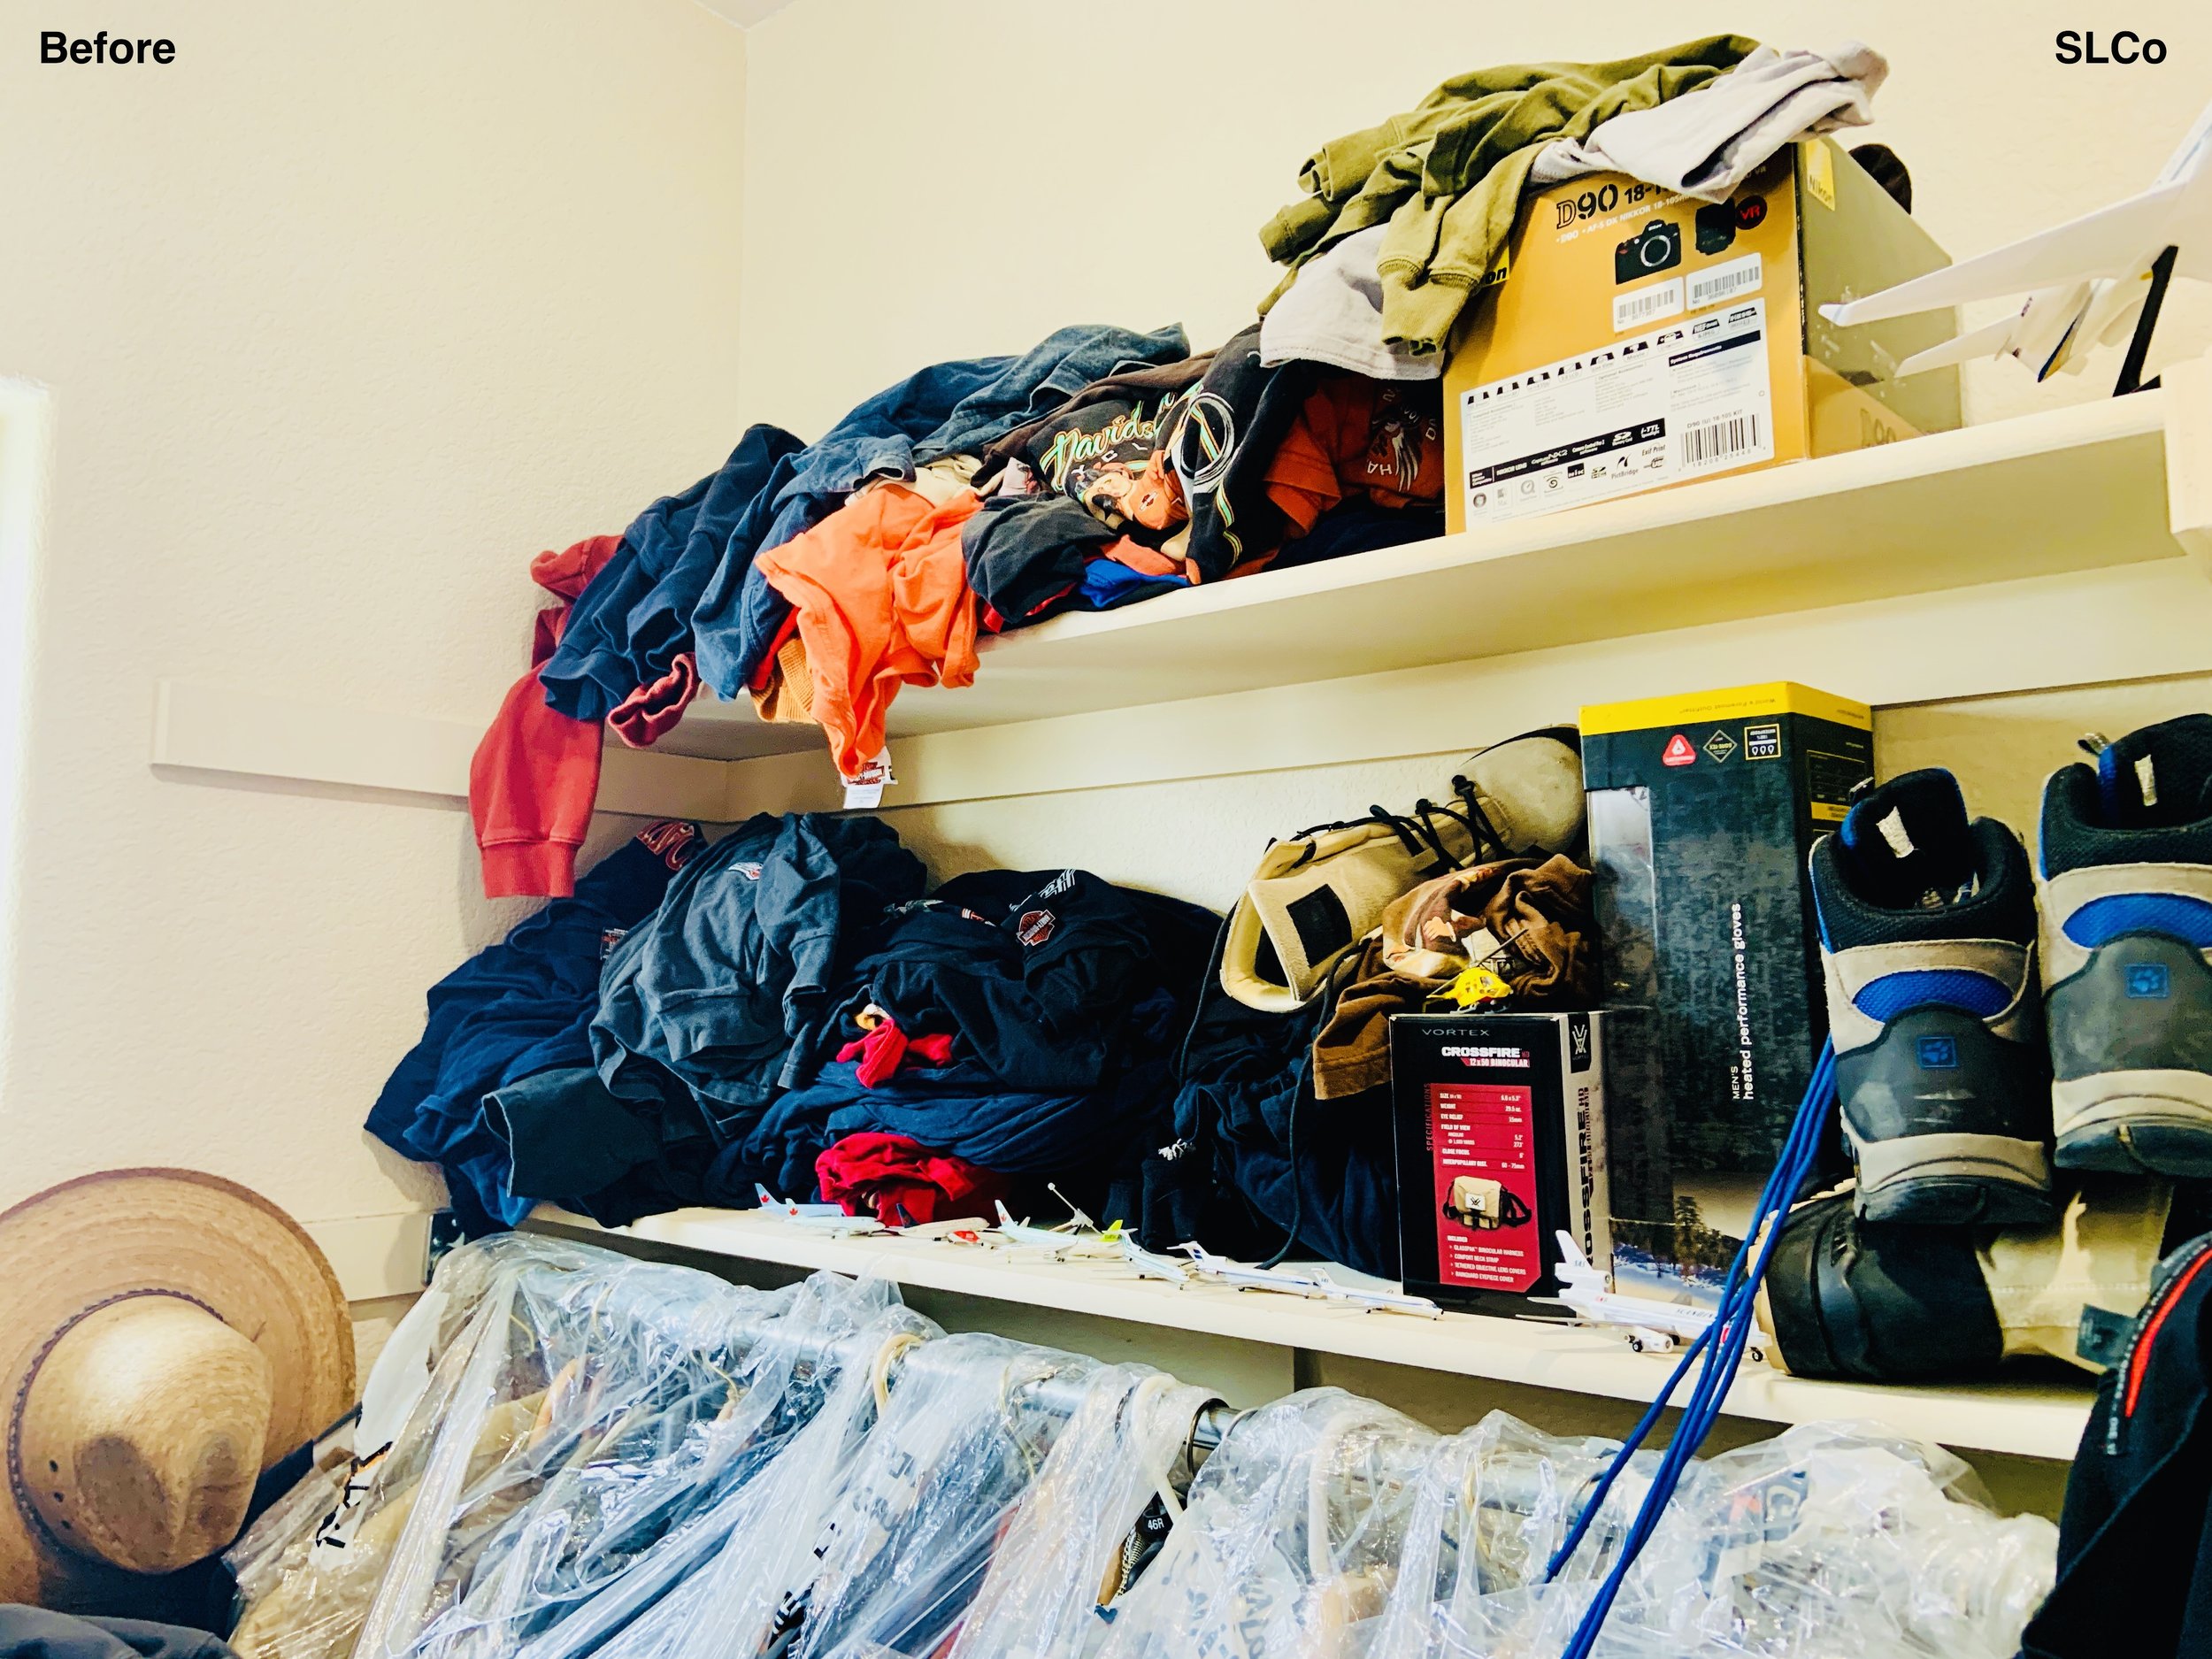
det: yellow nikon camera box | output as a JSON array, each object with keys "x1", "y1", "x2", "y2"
[{"x1": 1443, "y1": 138, "x2": 1960, "y2": 533}]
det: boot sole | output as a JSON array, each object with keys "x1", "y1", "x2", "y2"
[
  {"x1": 1849, "y1": 1130, "x2": 2055, "y2": 1225},
  {"x1": 2055, "y1": 1071, "x2": 2212, "y2": 1177}
]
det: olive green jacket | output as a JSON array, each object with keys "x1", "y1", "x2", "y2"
[{"x1": 1260, "y1": 37, "x2": 1758, "y2": 356}]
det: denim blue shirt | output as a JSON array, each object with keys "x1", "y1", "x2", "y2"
[{"x1": 541, "y1": 424, "x2": 804, "y2": 723}]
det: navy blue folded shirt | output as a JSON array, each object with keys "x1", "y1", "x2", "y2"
[
  {"x1": 841, "y1": 868, "x2": 1219, "y2": 1092},
  {"x1": 711, "y1": 994, "x2": 1187, "y2": 1203},
  {"x1": 366, "y1": 821, "x2": 704, "y2": 1233}
]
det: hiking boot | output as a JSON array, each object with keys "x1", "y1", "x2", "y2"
[
  {"x1": 1755, "y1": 1179, "x2": 2169, "y2": 1383},
  {"x1": 1220, "y1": 728, "x2": 1582, "y2": 1012},
  {"x1": 1810, "y1": 769, "x2": 2054, "y2": 1225},
  {"x1": 2039, "y1": 714, "x2": 2212, "y2": 1178}
]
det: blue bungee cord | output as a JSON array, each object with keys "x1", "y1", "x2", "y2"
[{"x1": 1542, "y1": 1041, "x2": 1838, "y2": 1658}]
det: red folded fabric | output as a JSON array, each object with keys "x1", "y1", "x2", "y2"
[
  {"x1": 835, "y1": 1022, "x2": 956, "y2": 1087},
  {"x1": 815, "y1": 1132, "x2": 1010, "y2": 1227},
  {"x1": 609, "y1": 651, "x2": 702, "y2": 749},
  {"x1": 470, "y1": 535, "x2": 623, "y2": 900}
]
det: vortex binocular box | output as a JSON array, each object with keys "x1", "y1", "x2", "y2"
[{"x1": 1390, "y1": 1010, "x2": 1644, "y2": 1315}]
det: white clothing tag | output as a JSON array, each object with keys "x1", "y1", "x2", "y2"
[
  {"x1": 2138, "y1": 753, "x2": 2159, "y2": 807},
  {"x1": 1876, "y1": 808, "x2": 1915, "y2": 858},
  {"x1": 843, "y1": 748, "x2": 895, "y2": 810}
]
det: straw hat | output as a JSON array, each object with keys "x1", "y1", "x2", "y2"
[{"x1": 0, "y1": 1169, "x2": 356, "y2": 1610}]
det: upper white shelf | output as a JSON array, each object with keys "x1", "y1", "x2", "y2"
[
  {"x1": 152, "y1": 378, "x2": 2212, "y2": 816},
  {"x1": 657, "y1": 392, "x2": 2185, "y2": 760},
  {"x1": 536, "y1": 1205, "x2": 2093, "y2": 1461}
]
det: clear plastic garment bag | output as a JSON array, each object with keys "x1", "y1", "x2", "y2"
[
  {"x1": 547, "y1": 1290, "x2": 937, "y2": 1659},
  {"x1": 786, "y1": 1333, "x2": 1107, "y2": 1659},
  {"x1": 458, "y1": 1271, "x2": 929, "y2": 1659},
  {"x1": 227, "y1": 1240, "x2": 931, "y2": 1659},
  {"x1": 229, "y1": 1236, "x2": 779, "y2": 1659},
  {"x1": 1092, "y1": 1387, "x2": 1439, "y2": 1659},
  {"x1": 941, "y1": 1365, "x2": 1219, "y2": 1659},
  {"x1": 1371, "y1": 1417, "x2": 2059, "y2": 1659}
]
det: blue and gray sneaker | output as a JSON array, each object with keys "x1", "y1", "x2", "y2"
[
  {"x1": 1810, "y1": 769, "x2": 2055, "y2": 1224},
  {"x1": 2040, "y1": 713, "x2": 2212, "y2": 1178}
]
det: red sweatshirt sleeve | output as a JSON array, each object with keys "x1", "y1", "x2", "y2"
[{"x1": 468, "y1": 536, "x2": 623, "y2": 900}]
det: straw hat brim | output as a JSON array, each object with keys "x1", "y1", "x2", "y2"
[{"x1": 0, "y1": 1169, "x2": 356, "y2": 1608}]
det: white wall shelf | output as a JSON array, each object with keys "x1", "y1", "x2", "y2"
[
  {"x1": 666, "y1": 388, "x2": 2185, "y2": 757},
  {"x1": 152, "y1": 372, "x2": 2212, "y2": 818},
  {"x1": 534, "y1": 1205, "x2": 2093, "y2": 1462}
]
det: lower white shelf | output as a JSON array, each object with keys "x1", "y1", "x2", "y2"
[{"x1": 533, "y1": 1204, "x2": 2093, "y2": 1462}]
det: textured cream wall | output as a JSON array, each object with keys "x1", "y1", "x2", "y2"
[
  {"x1": 0, "y1": 0, "x2": 748, "y2": 1220},
  {"x1": 743, "y1": 0, "x2": 2212, "y2": 903},
  {"x1": 738, "y1": 0, "x2": 2208, "y2": 440}
]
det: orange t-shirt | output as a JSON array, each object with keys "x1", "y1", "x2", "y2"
[
  {"x1": 755, "y1": 483, "x2": 984, "y2": 779},
  {"x1": 1263, "y1": 377, "x2": 1445, "y2": 535}
]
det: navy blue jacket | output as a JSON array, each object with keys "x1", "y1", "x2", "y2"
[
  {"x1": 1168, "y1": 936, "x2": 1402, "y2": 1279},
  {"x1": 541, "y1": 424, "x2": 804, "y2": 723},
  {"x1": 2024, "y1": 1227, "x2": 2212, "y2": 1658},
  {"x1": 591, "y1": 812, "x2": 926, "y2": 1136},
  {"x1": 366, "y1": 822, "x2": 703, "y2": 1233},
  {"x1": 693, "y1": 324, "x2": 1190, "y2": 697},
  {"x1": 838, "y1": 869, "x2": 1218, "y2": 1092}
]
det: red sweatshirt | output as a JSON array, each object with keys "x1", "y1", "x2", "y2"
[{"x1": 470, "y1": 536, "x2": 622, "y2": 899}]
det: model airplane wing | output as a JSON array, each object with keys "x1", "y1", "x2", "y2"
[
  {"x1": 1824, "y1": 99, "x2": 2212, "y2": 331},
  {"x1": 1826, "y1": 176, "x2": 2199, "y2": 327}
]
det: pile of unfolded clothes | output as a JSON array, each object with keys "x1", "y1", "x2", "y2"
[
  {"x1": 469, "y1": 322, "x2": 1451, "y2": 900},
  {"x1": 466, "y1": 37, "x2": 1891, "y2": 902},
  {"x1": 371, "y1": 818, "x2": 1218, "y2": 1233}
]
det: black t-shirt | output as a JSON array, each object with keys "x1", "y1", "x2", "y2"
[{"x1": 1006, "y1": 392, "x2": 1193, "y2": 546}]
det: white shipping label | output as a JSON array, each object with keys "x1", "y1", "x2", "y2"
[{"x1": 1459, "y1": 299, "x2": 1776, "y2": 526}]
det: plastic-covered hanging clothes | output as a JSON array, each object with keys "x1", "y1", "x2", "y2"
[
  {"x1": 1093, "y1": 1387, "x2": 1438, "y2": 1659},
  {"x1": 411, "y1": 1270, "x2": 922, "y2": 1659},
  {"x1": 940, "y1": 1367, "x2": 1218, "y2": 1659},
  {"x1": 789, "y1": 1334, "x2": 1110, "y2": 1659},
  {"x1": 1370, "y1": 1416, "x2": 2057, "y2": 1659},
  {"x1": 227, "y1": 1238, "x2": 924, "y2": 1659},
  {"x1": 571, "y1": 1294, "x2": 937, "y2": 1659},
  {"x1": 229, "y1": 1236, "x2": 645, "y2": 1659}
]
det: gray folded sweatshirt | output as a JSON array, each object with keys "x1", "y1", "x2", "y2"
[{"x1": 1531, "y1": 42, "x2": 1886, "y2": 204}]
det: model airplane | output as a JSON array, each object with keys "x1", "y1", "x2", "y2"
[
  {"x1": 1552, "y1": 1232, "x2": 1743, "y2": 1356},
  {"x1": 1822, "y1": 99, "x2": 2212, "y2": 382},
  {"x1": 1177, "y1": 1243, "x2": 1442, "y2": 1318},
  {"x1": 988, "y1": 1194, "x2": 1127, "y2": 1259},
  {"x1": 753, "y1": 1185, "x2": 885, "y2": 1237},
  {"x1": 1118, "y1": 1239, "x2": 1196, "y2": 1285}
]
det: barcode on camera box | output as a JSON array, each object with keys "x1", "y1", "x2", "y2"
[
  {"x1": 1680, "y1": 412, "x2": 1760, "y2": 469},
  {"x1": 1457, "y1": 303, "x2": 1776, "y2": 526},
  {"x1": 1613, "y1": 275, "x2": 1685, "y2": 333}
]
